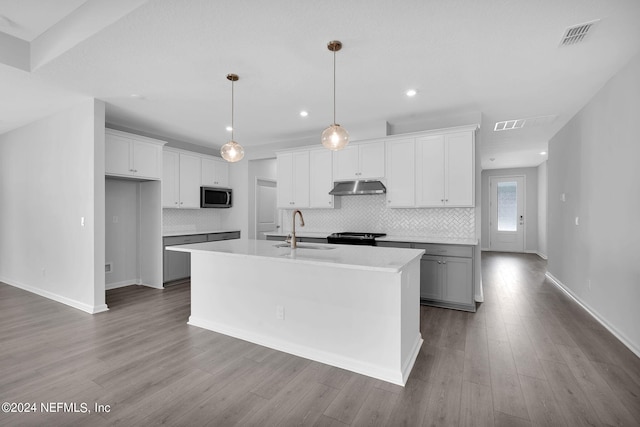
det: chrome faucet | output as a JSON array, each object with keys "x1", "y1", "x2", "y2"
[{"x1": 290, "y1": 210, "x2": 305, "y2": 249}]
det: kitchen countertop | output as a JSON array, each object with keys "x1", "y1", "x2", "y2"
[
  {"x1": 265, "y1": 231, "x2": 331, "y2": 239},
  {"x1": 265, "y1": 231, "x2": 477, "y2": 246},
  {"x1": 168, "y1": 238, "x2": 424, "y2": 273},
  {"x1": 163, "y1": 229, "x2": 240, "y2": 237}
]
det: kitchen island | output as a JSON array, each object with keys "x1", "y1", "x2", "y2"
[{"x1": 168, "y1": 239, "x2": 424, "y2": 385}]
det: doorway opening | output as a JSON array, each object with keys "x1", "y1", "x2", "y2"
[
  {"x1": 255, "y1": 178, "x2": 279, "y2": 239},
  {"x1": 489, "y1": 175, "x2": 525, "y2": 252}
]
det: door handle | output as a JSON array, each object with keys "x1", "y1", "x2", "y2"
[{"x1": 519, "y1": 215, "x2": 524, "y2": 225}]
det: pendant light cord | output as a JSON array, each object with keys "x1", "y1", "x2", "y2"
[
  {"x1": 231, "y1": 79, "x2": 235, "y2": 141},
  {"x1": 333, "y1": 48, "x2": 336, "y2": 125}
]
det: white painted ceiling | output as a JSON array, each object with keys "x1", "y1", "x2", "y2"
[{"x1": 1, "y1": 0, "x2": 640, "y2": 169}]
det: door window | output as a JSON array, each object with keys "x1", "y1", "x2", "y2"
[{"x1": 497, "y1": 181, "x2": 518, "y2": 231}]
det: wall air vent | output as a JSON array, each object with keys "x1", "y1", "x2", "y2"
[
  {"x1": 105, "y1": 263, "x2": 113, "y2": 273},
  {"x1": 559, "y1": 20, "x2": 600, "y2": 46},
  {"x1": 494, "y1": 119, "x2": 526, "y2": 132}
]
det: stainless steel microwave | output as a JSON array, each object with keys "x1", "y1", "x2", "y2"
[{"x1": 200, "y1": 187, "x2": 232, "y2": 208}]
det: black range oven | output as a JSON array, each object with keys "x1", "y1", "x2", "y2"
[{"x1": 327, "y1": 232, "x2": 387, "y2": 246}]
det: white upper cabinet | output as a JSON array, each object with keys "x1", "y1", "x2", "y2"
[
  {"x1": 309, "y1": 148, "x2": 334, "y2": 209},
  {"x1": 445, "y1": 132, "x2": 474, "y2": 206},
  {"x1": 162, "y1": 150, "x2": 180, "y2": 208},
  {"x1": 105, "y1": 129, "x2": 165, "y2": 180},
  {"x1": 333, "y1": 141, "x2": 385, "y2": 181},
  {"x1": 415, "y1": 135, "x2": 446, "y2": 206},
  {"x1": 163, "y1": 148, "x2": 232, "y2": 209},
  {"x1": 201, "y1": 157, "x2": 229, "y2": 188},
  {"x1": 416, "y1": 131, "x2": 474, "y2": 207},
  {"x1": 277, "y1": 151, "x2": 310, "y2": 208},
  {"x1": 385, "y1": 138, "x2": 415, "y2": 208},
  {"x1": 178, "y1": 153, "x2": 202, "y2": 208},
  {"x1": 162, "y1": 149, "x2": 202, "y2": 209}
]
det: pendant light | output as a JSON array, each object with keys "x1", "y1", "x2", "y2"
[
  {"x1": 220, "y1": 73, "x2": 245, "y2": 162},
  {"x1": 321, "y1": 40, "x2": 349, "y2": 151}
]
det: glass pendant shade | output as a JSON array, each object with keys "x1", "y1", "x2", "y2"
[
  {"x1": 321, "y1": 124, "x2": 349, "y2": 151},
  {"x1": 220, "y1": 140, "x2": 244, "y2": 162}
]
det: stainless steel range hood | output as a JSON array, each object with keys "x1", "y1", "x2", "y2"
[{"x1": 329, "y1": 180, "x2": 386, "y2": 196}]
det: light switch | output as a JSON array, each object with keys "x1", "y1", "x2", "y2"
[
  {"x1": 561, "y1": 193, "x2": 566, "y2": 202},
  {"x1": 575, "y1": 216, "x2": 579, "y2": 226},
  {"x1": 81, "y1": 217, "x2": 85, "y2": 227}
]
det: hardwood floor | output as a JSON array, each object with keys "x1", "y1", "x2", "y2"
[{"x1": 1, "y1": 252, "x2": 639, "y2": 426}]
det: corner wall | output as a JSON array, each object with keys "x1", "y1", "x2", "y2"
[
  {"x1": 548, "y1": 51, "x2": 640, "y2": 355},
  {"x1": 0, "y1": 99, "x2": 106, "y2": 313}
]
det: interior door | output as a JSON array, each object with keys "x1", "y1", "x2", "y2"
[
  {"x1": 490, "y1": 176, "x2": 525, "y2": 252},
  {"x1": 256, "y1": 178, "x2": 278, "y2": 240}
]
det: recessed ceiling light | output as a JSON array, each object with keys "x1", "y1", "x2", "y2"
[
  {"x1": 130, "y1": 94, "x2": 145, "y2": 100},
  {"x1": 225, "y1": 126, "x2": 233, "y2": 132},
  {"x1": 540, "y1": 151, "x2": 547, "y2": 155},
  {"x1": 300, "y1": 110, "x2": 309, "y2": 117},
  {"x1": 406, "y1": 89, "x2": 417, "y2": 97}
]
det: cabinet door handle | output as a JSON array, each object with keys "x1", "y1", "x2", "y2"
[{"x1": 174, "y1": 201, "x2": 178, "y2": 205}]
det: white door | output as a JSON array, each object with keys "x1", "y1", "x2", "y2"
[
  {"x1": 490, "y1": 176, "x2": 525, "y2": 252},
  {"x1": 256, "y1": 179, "x2": 278, "y2": 240}
]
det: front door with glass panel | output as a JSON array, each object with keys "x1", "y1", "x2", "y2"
[{"x1": 490, "y1": 176, "x2": 524, "y2": 252}]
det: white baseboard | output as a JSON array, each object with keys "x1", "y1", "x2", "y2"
[
  {"x1": 105, "y1": 279, "x2": 139, "y2": 290},
  {"x1": 536, "y1": 252, "x2": 548, "y2": 260},
  {"x1": 545, "y1": 272, "x2": 640, "y2": 359},
  {"x1": 188, "y1": 316, "x2": 419, "y2": 386},
  {"x1": 1, "y1": 276, "x2": 109, "y2": 314}
]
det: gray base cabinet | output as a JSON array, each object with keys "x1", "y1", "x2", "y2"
[
  {"x1": 163, "y1": 231, "x2": 240, "y2": 284},
  {"x1": 379, "y1": 240, "x2": 476, "y2": 312}
]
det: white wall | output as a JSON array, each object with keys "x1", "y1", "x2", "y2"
[
  {"x1": 480, "y1": 167, "x2": 539, "y2": 252},
  {"x1": 537, "y1": 161, "x2": 547, "y2": 258},
  {"x1": 0, "y1": 99, "x2": 106, "y2": 313},
  {"x1": 220, "y1": 161, "x2": 250, "y2": 238},
  {"x1": 547, "y1": 51, "x2": 640, "y2": 356},
  {"x1": 105, "y1": 179, "x2": 139, "y2": 288}
]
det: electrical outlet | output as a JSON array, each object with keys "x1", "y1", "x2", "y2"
[{"x1": 276, "y1": 305, "x2": 285, "y2": 320}]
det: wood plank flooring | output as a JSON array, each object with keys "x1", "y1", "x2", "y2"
[{"x1": 1, "y1": 252, "x2": 639, "y2": 426}]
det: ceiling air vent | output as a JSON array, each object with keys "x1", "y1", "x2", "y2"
[
  {"x1": 559, "y1": 20, "x2": 600, "y2": 46},
  {"x1": 494, "y1": 119, "x2": 526, "y2": 132}
]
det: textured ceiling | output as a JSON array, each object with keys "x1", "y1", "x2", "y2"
[{"x1": 1, "y1": 0, "x2": 640, "y2": 169}]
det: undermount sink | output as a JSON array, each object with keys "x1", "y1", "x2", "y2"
[{"x1": 273, "y1": 243, "x2": 336, "y2": 250}]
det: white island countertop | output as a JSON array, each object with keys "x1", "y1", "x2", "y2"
[{"x1": 168, "y1": 238, "x2": 424, "y2": 273}]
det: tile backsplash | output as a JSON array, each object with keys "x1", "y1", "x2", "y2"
[
  {"x1": 282, "y1": 195, "x2": 475, "y2": 238},
  {"x1": 163, "y1": 209, "x2": 222, "y2": 234}
]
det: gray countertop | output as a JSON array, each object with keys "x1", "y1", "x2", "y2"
[
  {"x1": 264, "y1": 231, "x2": 477, "y2": 246},
  {"x1": 163, "y1": 229, "x2": 240, "y2": 237}
]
